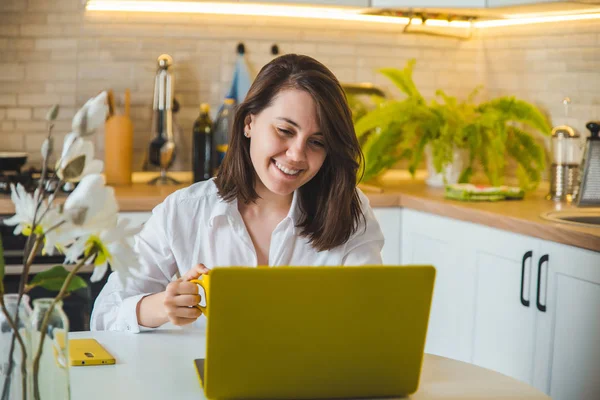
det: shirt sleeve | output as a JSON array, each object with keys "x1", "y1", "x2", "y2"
[
  {"x1": 90, "y1": 197, "x2": 179, "y2": 333},
  {"x1": 342, "y1": 189, "x2": 385, "y2": 266}
]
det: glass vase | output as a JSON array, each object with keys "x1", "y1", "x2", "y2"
[
  {"x1": 30, "y1": 298, "x2": 70, "y2": 400},
  {"x1": 0, "y1": 294, "x2": 33, "y2": 400}
]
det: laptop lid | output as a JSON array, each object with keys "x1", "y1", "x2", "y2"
[{"x1": 201, "y1": 265, "x2": 435, "y2": 399}]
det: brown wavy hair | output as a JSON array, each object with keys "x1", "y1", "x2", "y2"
[{"x1": 215, "y1": 54, "x2": 364, "y2": 252}]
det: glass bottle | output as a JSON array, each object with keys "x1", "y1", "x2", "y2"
[
  {"x1": 192, "y1": 103, "x2": 214, "y2": 182},
  {"x1": 0, "y1": 294, "x2": 32, "y2": 400},
  {"x1": 213, "y1": 98, "x2": 236, "y2": 171},
  {"x1": 30, "y1": 298, "x2": 70, "y2": 400}
]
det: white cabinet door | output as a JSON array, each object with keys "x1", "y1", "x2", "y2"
[
  {"x1": 372, "y1": 208, "x2": 401, "y2": 265},
  {"x1": 398, "y1": 207, "x2": 600, "y2": 400},
  {"x1": 371, "y1": 0, "x2": 486, "y2": 8},
  {"x1": 534, "y1": 242, "x2": 600, "y2": 400},
  {"x1": 469, "y1": 224, "x2": 541, "y2": 385},
  {"x1": 401, "y1": 209, "x2": 475, "y2": 363}
]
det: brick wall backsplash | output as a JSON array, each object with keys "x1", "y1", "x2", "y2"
[
  {"x1": 0, "y1": 1, "x2": 599, "y2": 173},
  {"x1": 476, "y1": 20, "x2": 600, "y2": 152}
]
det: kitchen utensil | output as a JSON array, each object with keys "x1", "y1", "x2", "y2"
[
  {"x1": 575, "y1": 121, "x2": 600, "y2": 207},
  {"x1": 104, "y1": 88, "x2": 133, "y2": 186},
  {"x1": 547, "y1": 97, "x2": 582, "y2": 202},
  {"x1": 0, "y1": 152, "x2": 28, "y2": 172},
  {"x1": 107, "y1": 89, "x2": 116, "y2": 117},
  {"x1": 147, "y1": 54, "x2": 180, "y2": 185}
]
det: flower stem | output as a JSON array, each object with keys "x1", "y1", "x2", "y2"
[
  {"x1": 32, "y1": 253, "x2": 95, "y2": 400},
  {"x1": 1, "y1": 237, "x2": 43, "y2": 400},
  {"x1": 25, "y1": 123, "x2": 53, "y2": 265},
  {"x1": 0, "y1": 295, "x2": 29, "y2": 400},
  {"x1": 43, "y1": 220, "x2": 66, "y2": 235}
]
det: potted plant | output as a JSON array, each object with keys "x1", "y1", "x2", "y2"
[
  {"x1": 351, "y1": 59, "x2": 552, "y2": 190},
  {"x1": 0, "y1": 93, "x2": 141, "y2": 400}
]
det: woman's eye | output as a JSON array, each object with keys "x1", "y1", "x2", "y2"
[
  {"x1": 310, "y1": 139, "x2": 325, "y2": 148},
  {"x1": 277, "y1": 127, "x2": 293, "y2": 136}
]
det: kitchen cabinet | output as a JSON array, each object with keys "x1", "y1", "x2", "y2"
[
  {"x1": 237, "y1": 0, "x2": 370, "y2": 6},
  {"x1": 371, "y1": 0, "x2": 574, "y2": 9},
  {"x1": 370, "y1": 0, "x2": 486, "y2": 8},
  {"x1": 487, "y1": 0, "x2": 559, "y2": 7},
  {"x1": 469, "y1": 227, "x2": 600, "y2": 400},
  {"x1": 533, "y1": 241, "x2": 600, "y2": 400},
  {"x1": 401, "y1": 209, "x2": 476, "y2": 363},
  {"x1": 400, "y1": 209, "x2": 600, "y2": 400},
  {"x1": 373, "y1": 208, "x2": 402, "y2": 265},
  {"x1": 469, "y1": 226, "x2": 540, "y2": 386}
]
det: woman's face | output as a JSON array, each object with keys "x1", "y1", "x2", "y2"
[{"x1": 245, "y1": 89, "x2": 327, "y2": 197}]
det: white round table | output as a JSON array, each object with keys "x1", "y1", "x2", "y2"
[{"x1": 70, "y1": 328, "x2": 550, "y2": 400}]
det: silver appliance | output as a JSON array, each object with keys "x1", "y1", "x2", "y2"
[
  {"x1": 147, "y1": 54, "x2": 179, "y2": 185},
  {"x1": 547, "y1": 97, "x2": 581, "y2": 203},
  {"x1": 576, "y1": 121, "x2": 600, "y2": 206}
]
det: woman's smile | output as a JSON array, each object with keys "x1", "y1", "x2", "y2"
[{"x1": 272, "y1": 159, "x2": 303, "y2": 179}]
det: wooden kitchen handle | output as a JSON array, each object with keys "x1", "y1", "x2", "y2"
[{"x1": 107, "y1": 89, "x2": 115, "y2": 117}]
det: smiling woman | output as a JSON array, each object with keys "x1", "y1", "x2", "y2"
[
  {"x1": 216, "y1": 54, "x2": 363, "y2": 252},
  {"x1": 91, "y1": 54, "x2": 384, "y2": 332}
]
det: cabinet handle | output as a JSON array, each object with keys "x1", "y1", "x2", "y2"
[
  {"x1": 536, "y1": 254, "x2": 549, "y2": 312},
  {"x1": 520, "y1": 251, "x2": 532, "y2": 307}
]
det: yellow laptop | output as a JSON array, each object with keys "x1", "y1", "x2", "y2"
[{"x1": 194, "y1": 265, "x2": 436, "y2": 399}]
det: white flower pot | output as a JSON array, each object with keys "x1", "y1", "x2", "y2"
[{"x1": 424, "y1": 145, "x2": 469, "y2": 188}]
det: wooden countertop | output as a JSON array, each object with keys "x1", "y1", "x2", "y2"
[
  {"x1": 1, "y1": 171, "x2": 598, "y2": 253},
  {"x1": 374, "y1": 172, "x2": 600, "y2": 253}
]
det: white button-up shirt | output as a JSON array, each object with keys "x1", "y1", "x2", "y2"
[{"x1": 91, "y1": 179, "x2": 384, "y2": 333}]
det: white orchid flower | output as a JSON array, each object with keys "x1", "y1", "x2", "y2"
[
  {"x1": 3, "y1": 184, "x2": 61, "y2": 237},
  {"x1": 42, "y1": 174, "x2": 121, "y2": 262},
  {"x1": 64, "y1": 218, "x2": 141, "y2": 284},
  {"x1": 3, "y1": 183, "x2": 70, "y2": 256},
  {"x1": 42, "y1": 222, "x2": 73, "y2": 256},
  {"x1": 71, "y1": 91, "x2": 108, "y2": 137},
  {"x1": 48, "y1": 174, "x2": 118, "y2": 252},
  {"x1": 62, "y1": 174, "x2": 118, "y2": 233},
  {"x1": 56, "y1": 133, "x2": 103, "y2": 183}
]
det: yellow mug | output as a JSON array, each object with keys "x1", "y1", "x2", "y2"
[{"x1": 189, "y1": 274, "x2": 210, "y2": 317}]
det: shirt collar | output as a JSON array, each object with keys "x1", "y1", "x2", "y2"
[
  {"x1": 287, "y1": 189, "x2": 302, "y2": 232},
  {"x1": 208, "y1": 190, "x2": 302, "y2": 231},
  {"x1": 208, "y1": 194, "x2": 238, "y2": 227}
]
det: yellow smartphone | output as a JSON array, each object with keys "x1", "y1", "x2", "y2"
[{"x1": 69, "y1": 339, "x2": 116, "y2": 366}]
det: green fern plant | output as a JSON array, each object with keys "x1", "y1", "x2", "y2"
[{"x1": 351, "y1": 59, "x2": 552, "y2": 190}]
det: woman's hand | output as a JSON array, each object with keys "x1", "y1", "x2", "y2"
[{"x1": 163, "y1": 264, "x2": 210, "y2": 326}]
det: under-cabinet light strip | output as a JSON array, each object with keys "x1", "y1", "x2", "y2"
[{"x1": 85, "y1": 1, "x2": 600, "y2": 29}]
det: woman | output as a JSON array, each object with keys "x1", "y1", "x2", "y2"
[{"x1": 91, "y1": 54, "x2": 384, "y2": 332}]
